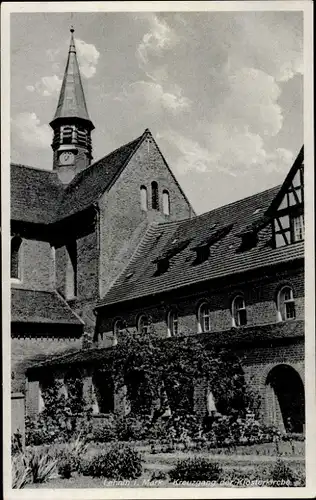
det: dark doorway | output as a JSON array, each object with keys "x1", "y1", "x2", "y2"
[
  {"x1": 266, "y1": 364, "x2": 305, "y2": 433},
  {"x1": 92, "y1": 370, "x2": 114, "y2": 414}
]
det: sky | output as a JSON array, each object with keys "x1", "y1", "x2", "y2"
[{"x1": 10, "y1": 11, "x2": 303, "y2": 214}]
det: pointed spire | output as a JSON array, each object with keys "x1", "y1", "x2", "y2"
[{"x1": 50, "y1": 27, "x2": 94, "y2": 129}]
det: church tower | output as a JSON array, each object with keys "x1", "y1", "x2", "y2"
[{"x1": 50, "y1": 28, "x2": 94, "y2": 184}]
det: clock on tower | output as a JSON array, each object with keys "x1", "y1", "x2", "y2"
[{"x1": 59, "y1": 151, "x2": 75, "y2": 166}]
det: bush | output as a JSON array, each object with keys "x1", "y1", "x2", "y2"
[
  {"x1": 88, "y1": 444, "x2": 142, "y2": 479},
  {"x1": 270, "y1": 459, "x2": 301, "y2": 487},
  {"x1": 58, "y1": 459, "x2": 72, "y2": 479},
  {"x1": 116, "y1": 414, "x2": 152, "y2": 441},
  {"x1": 77, "y1": 455, "x2": 95, "y2": 476},
  {"x1": 169, "y1": 457, "x2": 222, "y2": 482},
  {"x1": 88, "y1": 416, "x2": 117, "y2": 443}
]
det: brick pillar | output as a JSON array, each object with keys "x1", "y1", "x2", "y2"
[
  {"x1": 194, "y1": 378, "x2": 207, "y2": 418},
  {"x1": 114, "y1": 382, "x2": 130, "y2": 416},
  {"x1": 11, "y1": 392, "x2": 25, "y2": 449},
  {"x1": 26, "y1": 380, "x2": 40, "y2": 419}
]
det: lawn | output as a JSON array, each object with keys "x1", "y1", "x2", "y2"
[{"x1": 25, "y1": 441, "x2": 305, "y2": 489}]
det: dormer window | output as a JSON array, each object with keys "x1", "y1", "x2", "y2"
[
  {"x1": 232, "y1": 295, "x2": 247, "y2": 327},
  {"x1": 11, "y1": 236, "x2": 22, "y2": 281},
  {"x1": 192, "y1": 224, "x2": 233, "y2": 264},
  {"x1": 153, "y1": 238, "x2": 191, "y2": 275},
  {"x1": 277, "y1": 286, "x2": 296, "y2": 321},
  {"x1": 151, "y1": 181, "x2": 159, "y2": 210}
]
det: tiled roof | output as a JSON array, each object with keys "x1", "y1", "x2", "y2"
[
  {"x1": 97, "y1": 185, "x2": 304, "y2": 308},
  {"x1": 28, "y1": 320, "x2": 304, "y2": 371},
  {"x1": 10, "y1": 164, "x2": 64, "y2": 224},
  {"x1": 11, "y1": 288, "x2": 84, "y2": 325},
  {"x1": 50, "y1": 31, "x2": 92, "y2": 126},
  {"x1": 10, "y1": 133, "x2": 144, "y2": 224},
  {"x1": 57, "y1": 134, "x2": 143, "y2": 219}
]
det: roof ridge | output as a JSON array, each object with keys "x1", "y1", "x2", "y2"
[
  {"x1": 10, "y1": 163, "x2": 55, "y2": 174},
  {"x1": 177, "y1": 184, "x2": 282, "y2": 224},
  {"x1": 104, "y1": 222, "x2": 164, "y2": 291},
  {"x1": 65, "y1": 132, "x2": 145, "y2": 190},
  {"x1": 54, "y1": 290, "x2": 85, "y2": 325}
]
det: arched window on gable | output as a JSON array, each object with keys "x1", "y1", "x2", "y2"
[
  {"x1": 277, "y1": 286, "x2": 296, "y2": 321},
  {"x1": 140, "y1": 185, "x2": 148, "y2": 211},
  {"x1": 232, "y1": 295, "x2": 247, "y2": 327},
  {"x1": 151, "y1": 181, "x2": 159, "y2": 210},
  {"x1": 167, "y1": 309, "x2": 178, "y2": 337},
  {"x1": 197, "y1": 302, "x2": 211, "y2": 333},
  {"x1": 11, "y1": 236, "x2": 22, "y2": 280},
  {"x1": 162, "y1": 190, "x2": 170, "y2": 215}
]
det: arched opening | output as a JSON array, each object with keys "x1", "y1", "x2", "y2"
[
  {"x1": 277, "y1": 286, "x2": 296, "y2": 321},
  {"x1": 265, "y1": 364, "x2": 305, "y2": 433},
  {"x1": 140, "y1": 185, "x2": 148, "y2": 211},
  {"x1": 151, "y1": 181, "x2": 159, "y2": 210},
  {"x1": 167, "y1": 309, "x2": 178, "y2": 337},
  {"x1": 11, "y1": 236, "x2": 22, "y2": 280},
  {"x1": 64, "y1": 368, "x2": 83, "y2": 414},
  {"x1": 197, "y1": 302, "x2": 211, "y2": 333},
  {"x1": 162, "y1": 190, "x2": 170, "y2": 215},
  {"x1": 232, "y1": 295, "x2": 247, "y2": 327},
  {"x1": 92, "y1": 369, "x2": 115, "y2": 414}
]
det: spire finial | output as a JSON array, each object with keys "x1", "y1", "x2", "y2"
[{"x1": 70, "y1": 25, "x2": 74, "y2": 34}]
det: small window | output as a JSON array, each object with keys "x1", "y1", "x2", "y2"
[
  {"x1": 11, "y1": 236, "x2": 22, "y2": 280},
  {"x1": 198, "y1": 303, "x2": 211, "y2": 333},
  {"x1": 138, "y1": 315, "x2": 150, "y2": 335},
  {"x1": 140, "y1": 185, "x2": 148, "y2": 211},
  {"x1": 232, "y1": 295, "x2": 247, "y2": 327},
  {"x1": 162, "y1": 190, "x2": 170, "y2": 215},
  {"x1": 65, "y1": 241, "x2": 77, "y2": 299},
  {"x1": 277, "y1": 286, "x2": 296, "y2": 321},
  {"x1": 167, "y1": 309, "x2": 178, "y2": 337},
  {"x1": 151, "y1": 181, "x2": 159, "y2": 210},
  {"x1": 113, "y1": 319, "x2": 126, "y2": 345},
  {"x1": 292, "y1": 214, "x2": 304, "y2": 242}
]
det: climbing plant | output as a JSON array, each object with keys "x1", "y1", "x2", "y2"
[{"x1": 102, "y1": 328, "x2": 260, "y2": 419}]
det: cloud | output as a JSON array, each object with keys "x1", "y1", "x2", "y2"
[
  {"x1": 116, "y1": 81, "x2": 191, "y2": 114},
  {"x1": 136, "y1": 14, "x2": 179, "y2": 66},
  {"x1": 11, "y1": 112, "x2": 51, "y2": 149},
  {"x1": 158, "y1": 126, "x2": 294, "y2": 178},
  {"x1": 26, "y1": 74, "x2": 62, "y2": 96},
  {"x1": 218, "y1": 67, "x2": 283, "y2": 137},
  {"x1": 75, "y1": 39, "x2": 100, "y2": 79}
]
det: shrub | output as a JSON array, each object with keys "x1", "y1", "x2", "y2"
[
  {"x1": 89, "y1": 416, "x2": 117, "y2": 443},
  {"x1": 58, "y1": 458, "x2": 72, "y2": 479},
  {"x1": 88, "y1": 444, "x2": 142, "y2": 479},
  {"x1": 116, "y1": 414, "x2": 152, "y2": 441},
  {"x1": 270, "y1": 459, "x2": 300, "y2": 487},
  {"x1": 169, "y1": 457, "x2": 222, "y2": 482},
  {"x1": 12, "y1": 454, "x2": 31, "y2": 489},
  {"x1": 77, "y1": 455, "x2": 95, "y2": 476}
]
